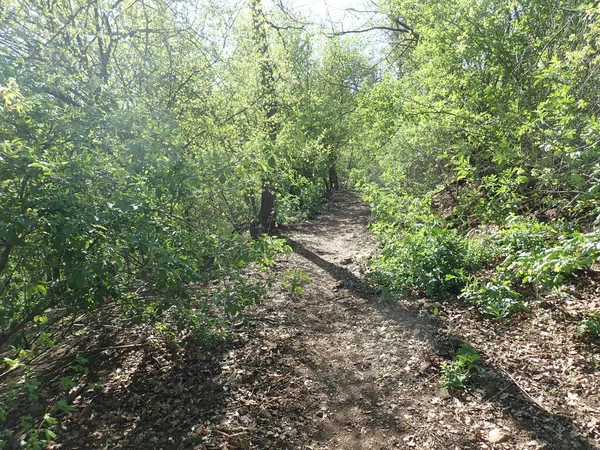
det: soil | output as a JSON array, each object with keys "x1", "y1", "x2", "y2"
[{"x1": 22, "y1": 191, "x2": 600, "y2": 449}]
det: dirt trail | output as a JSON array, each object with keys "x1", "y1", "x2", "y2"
[
  {"x1": 216, "y1": 190, "x2": 435, "y2": 449},
  {"x1": 246, "y1": 191, "x2": 435, "y2": 448},
  {"x1": 219, "y1": 190, "x2": 595, "y2": 450},
  {"x1": 57, "y1": 190, "x2": 597, "y2": 449}
]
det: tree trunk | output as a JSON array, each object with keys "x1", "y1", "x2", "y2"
[
  {"x1": 329, "y1": 167, "x2": 339, "y2": 191},
  {"x1": 249, "y1": 0, "x2": 278, "y2": 236},
  {"x1": 257, "y1": 184, "x2": 275, "y2": 233},
  {"x1": 0, "y1": 241, "x2": 12, "y2": 275}
]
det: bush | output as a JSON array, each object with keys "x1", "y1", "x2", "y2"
[
  {"x1": 503, "y1": 230, "x2": 600, "y2": 290},
  {"x1": 498, "y1": 216, "x2": 560, "y2": 255},
  {"x1": 578, "y1": 312, "x2": 600, "y2": 340},
  {"x1": 371, "y1": 224, "x2": 473, "y2": 299},
  {"x1": 277, "y1": 180, "x2": 324, "y2": 223}
]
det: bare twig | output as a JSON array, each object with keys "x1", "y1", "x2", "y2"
[{"x1": 498, "y1": 367, "x2": 553, "y2": 415}]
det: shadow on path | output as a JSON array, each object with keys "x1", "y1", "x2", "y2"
[
  {"x1": 290, "y1": 231, "x2": 594, "y2": 450},
  {"x1": 287, "y1": 239, "x2": 362, "y2": 288}
]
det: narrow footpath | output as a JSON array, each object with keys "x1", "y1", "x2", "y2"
[
  {"x1": 58, "y1": 191, "x2": 596, "y2": 450},
  {"x1": 214, "y1": 191, "x2": 594, "y2": 450}
]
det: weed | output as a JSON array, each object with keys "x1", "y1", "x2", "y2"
[
  {"x1": 578, "y1": 312, "x2": 600, "y2": 340},
  {"x1": 459, "y1": 279, "x2": 524, "y2": 319},
  {"x1": 440, "y1": 344, "x2": 483, "y2": 388}
]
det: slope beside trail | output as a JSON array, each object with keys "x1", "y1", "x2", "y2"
[{"x1": 57, "y1": 190, "x2": 597, "y2": 450}]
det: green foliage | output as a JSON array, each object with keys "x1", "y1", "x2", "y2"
[
  {"x1": 1, "y1": 353, "x2": 53, "y2": 448},
  {"x1": 440, "y1": 344, "x2": 483, "y2": 388},
  {"x1": 503, "y1": 230, "x2": 600, "y2": 289},
  {"x1": 365, "y1": 189, "x2": 483, "y2": 299},
  {"x1": 0, "y1": 0, "x2": 345, "y2": 351},
  {"x1": 0, "y1": 1, "x2": 362, "y2": 444},
  {"x1": 371, "y1": 225, "x2": 471, "y2": 299},
  {"x1": 346, "y1": 0, "x2": 600, "y2": 314},
  {"x1": 578, "y1": 312, "x2": 600, "y2": 340},
  {"x1": 281, "y1": 269, "x2": 311, "y2": 295},
  {"x1": 277, "y1": 181, "x2": 325, "y2": 223},
  {"x1": 460, "y1": 279, "x2": 524, "y2": 319},
  {"x1": 497, "y1": 217, "x2": 560, "y2": 255}
]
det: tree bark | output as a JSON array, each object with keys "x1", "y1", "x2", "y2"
[{"x1": 329, "y1": 167, "x2": 339, "y2": 191}]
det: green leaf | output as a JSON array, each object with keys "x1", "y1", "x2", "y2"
[
  {"x1": 56, "y1": 399, "x2": 72, "y2": 414},
  {"x1": 45, "y1": 429, "x2": 57, "y2": 440},
  {"x1": 27, "y1": 162, "x2": 48, "y2": 169},
  {"x1": 43, "y1": 414, "x2": 57, "y2": 426},
  {"x1": 267, "y1": 156, "x2": 276, "y2": 168},
  {"x1": 3, "y1": 358, "x2": 20, "y2": 367},
  {"x1": 33, "y1": 315, "x2": 48, "y2": 324},
  {"x1": 34, "y1": 284, "x2": 47, "y2": 295},
  {"x1": 4, "y1": 228, "x2": 24, "y2": 246}
]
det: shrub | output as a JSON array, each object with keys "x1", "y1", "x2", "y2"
[
  {"x1": 371, "y1": 224, "x2": 474, "y2": 299},
  {"x1": 459, "y1": 279, "x2": 524, "y2": 319},
  {"x1": 440, "y1": 344, "x2": 483, "y2": 388},
  {"x1": 276, "y1": 180, "x2": 324, "y2": 223},
  {"x1": 503, "y1": 230, "x2": 600, "y2": 289},
  {"x1": 578, "y1": 312, "x2": 600, "y2": 340},
  {"x1": 498, "y1": 216, "x2": 559, "y2": 255}
]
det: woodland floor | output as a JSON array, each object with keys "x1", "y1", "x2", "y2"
[{"x1": 36, "y1": 191, "x2": 600, "y2": 449}]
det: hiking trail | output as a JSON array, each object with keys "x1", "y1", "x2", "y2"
[{"x1": 58, "y1": 191, "x2": 596, "y2": 450}]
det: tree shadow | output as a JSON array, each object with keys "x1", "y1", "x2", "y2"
[
  {"x1": 39, "y1": 323, "x2": 233, "y2": 449},
  {"x1": 270, "y1": 340, "x2": 406, "y2": 449},
  {"x1": 287, "y1": 239, "x2": 363, "y2": 288},
  {"x1": 288, "y1": 237, "x2": 595, "y2": 450}
]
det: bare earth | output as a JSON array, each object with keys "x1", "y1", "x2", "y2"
[{"x1": 54, "y1": 191, "x2": 599, "y2": 450}]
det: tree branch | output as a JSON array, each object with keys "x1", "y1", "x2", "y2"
[{"x1": 327, "y1": 24, "x2": 417, "y2": 38}]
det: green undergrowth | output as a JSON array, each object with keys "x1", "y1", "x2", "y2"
[
  {"x1": 440, "y1": 344, "x2": 484, "y2": 388},
  {"x1": 363, "y1": 186, "x2": 600, "y2": 320}
]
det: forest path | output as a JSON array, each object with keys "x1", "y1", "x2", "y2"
[
  {"x1": 222, "y1": 190, "x2": 594, "y2": 450},
  {"x1": 251, "y1": 191, "x2": 432, "y2": 448},
  {"x1": 58, "y1": 191, "x2": 595, "y2": 449},
  {"x1": 214, "y1": 190, "x2": 465, "y2": 450},
  {"x1": 234, "y1": 190, "x2": 439, "y2": 449}
]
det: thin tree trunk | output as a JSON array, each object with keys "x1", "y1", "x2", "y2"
[
  {"x1": 0, "y1": 242, "x2": 12, "y2": 275},
  {"x1": 250, "y1": 0, "x2": 278, "y2": 236},
  {"x1": 329, "y1": 167, "x2": 339, "y2": 191}
]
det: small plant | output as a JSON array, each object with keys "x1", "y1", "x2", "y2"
[
  {"x1": 459, "y1": 279, "x2": 524, "y2": 319},
  {"x1": 498, "y1": 216, "x2": 558, "y2": 255},
  {"x1": 578, "y1": 312, "x2": 600, "y2": 339},
  {"x1": 440, "y1": 344, "x2": 483, "y2": 388},
  {"x1": 281, "y1": 269, "x2": 311, "y2": 295},
  {"x1": 0, "y1": 345, "x2": 90, "y2": 450}
]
